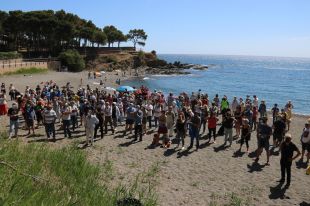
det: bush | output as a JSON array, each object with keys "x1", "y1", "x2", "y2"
[
  {"x1": 58, "y1": 49, "x2": 85, "y2": 72},
  {"x1": 0, "y1": 52, "x2": 22, "y2": 60}
]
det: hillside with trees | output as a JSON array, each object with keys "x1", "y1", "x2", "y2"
[{"x1": 0, "y1": 10, "x2": 147, "y2": 57}]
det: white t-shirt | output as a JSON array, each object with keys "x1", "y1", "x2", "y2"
[
  {"x1": 145, "y1": 104, "x2": 153, "y2": 116},
  {"x1": 301, "y1": 128, "x2": 310, "y2": 144}
]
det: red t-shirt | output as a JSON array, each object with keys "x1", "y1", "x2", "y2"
[{"x1": 208, "y1": 116, "x2": 217, "y2": 128}]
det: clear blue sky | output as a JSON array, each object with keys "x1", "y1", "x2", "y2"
[{"x1": 2, "y1": 0, "x2": 310, "y2": 58}]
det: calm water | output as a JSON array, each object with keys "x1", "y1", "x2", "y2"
[{"x1": 125, "y1": 54, "x2": 310, "y2": 115}]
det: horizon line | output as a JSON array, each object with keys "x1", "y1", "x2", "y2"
[{"x1": 156, "y1": 53, "x2": 310, "y2": 59}]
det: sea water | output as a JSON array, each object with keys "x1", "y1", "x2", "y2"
[{"x1": 125, "y1": 54, "x2": 310, "y2": 115}]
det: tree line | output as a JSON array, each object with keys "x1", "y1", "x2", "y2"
[{"x1": 0, "y1": 10, "x2": 147, "y2": 56}]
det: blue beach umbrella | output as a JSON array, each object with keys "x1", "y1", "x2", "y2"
[{"x1": 116, "y1": 85, "x2": 135, "y2": 92}]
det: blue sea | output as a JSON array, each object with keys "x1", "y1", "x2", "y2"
[{"x1": 125, "y1": 54, "x2": 310, "y2": 115}]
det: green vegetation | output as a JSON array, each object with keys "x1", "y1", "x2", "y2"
[
  {"x1": 0, "y1": 67, "x2": 47, "y2": 76},
  {"x1": 0, "y1": 51, "x2": 21, "y2": 60},
  {"x1": 0, "y1": 10, "x2": 147, "y2": 56},
  {"x1": 127, "y1": 29, "x2": 148, "y2": 48},
  {"x1": 59, "y1": 49, "x2": 85, "y2": 72},
  {"x1": 0, "y1": 136, "x2": 158, "y2": 206}
]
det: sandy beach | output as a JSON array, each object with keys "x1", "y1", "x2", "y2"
[{"x1": 0, "y1": 71, "x2": 309, "y2": 206}]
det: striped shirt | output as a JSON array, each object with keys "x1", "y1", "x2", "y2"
[{"x1": 43, "y1": 109, "x2": 57, "y2": 124}]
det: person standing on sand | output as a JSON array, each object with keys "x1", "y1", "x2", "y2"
[
  {"x1": 271, "y1": 104, "x2": 280, "y2": 124},
  {"x1": 24, "y1": 100, "x2": 35, "y2": 135},
  {"x1": 175, "y1": 111, "x2": 186, "y2": 149},
  {"x1": 154, "y1": 102, "x2": 162, "y2": 128},
  {"x1": 223, "y1": 111, "x2": 234, "y2": 147},
  {"x1": 279, "y1": 134, "x2": 301, "y2": 187},
  {"x1": 104, "y1": 102, "x2": 114, "y2": 134},
  {"x1": 8, "y1": 102, "x2": 19, "y2": 139},
  {"x1": 145, "y1": 101, "x2": 153, "y2": 129},
  {"x1": 231, "y1": 96, "x2": 239, "y2": 114},
  {"x1": 43, "y1": 104, "x2": 57, "y2": 141},
  {"x1": 188, "y1": 112, "x2": 201, "y2": 150},
  {"x1": 234, "y1": 105, "x2": 242, "y2": 138},
  {"x1": 253, "y1": 95, "x2": 259, "y2": 108},
  {"x1": 239, "y1": 115, "x2": 251, "y2": 153},
  {"x1": 272, "y1": 115, "x2": 286, "y2": 148},
  {"x1": 124, "y1": 103, "x2": 136, "y2": 135},
  {"x1": 208, "y1": 112, "x2": 218, "y2": 144},
  {"x1": 300, "y1": 120, "x2": 310, "y2": 164},
  {"x1": 84, "y1": 110, "x2": 99, "y2": 146},
  {"x1": 134, "y1": 105, "x2": 143, "y2": 141},
  {"x1": 255, "y1": 117, "x2": 272, "y2": 165},
  {"x1": 61, "y1": 103, "x2": 72, "y2": 138},
  {"x1": 166, "y1": 106, "x2": 175, "y2": 137},
  {"x1": 94, "y1": 107, "x2": 104, "y2": 139},
  {"x1": 258, "y1": 100, "x2": 267, "y2": 118}
]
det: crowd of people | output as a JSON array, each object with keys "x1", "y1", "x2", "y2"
[{"x1": 0, "y1": 80, "x2": 309, "y2": 187}]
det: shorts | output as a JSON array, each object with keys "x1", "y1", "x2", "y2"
[
  {"x1": 301, "y1": 142, "x2": 310, "y2": 152},
  {"x1": 258, "y1": 138, "x2": 269, "y2": 151},
  {"x1": 273, "y1": 133, "x2": 284, "y2": 142},
  {"x1": 158, "y1": 125, "x2": 168, "y2": 134},
  {"x1": 126, "y1": 119, "x2": 134, "y2": 125}
]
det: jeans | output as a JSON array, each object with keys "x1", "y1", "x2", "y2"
[
  {"x1": 147, "y1": 116, "x2": 152, "y2": 128},
  {"x1": 63, "y1": 120, "x2": 71, "y2": 138},
  {"x1": 176, "y1": 131, "x2": 185, "y2": 147},
  {"x1": 154, "y1": 117, "x2": 159, "y2": 127},
  {"x1": 280, "y1": 159, "x2": 292, "y2": 184},
  {"x1": 71, "y1": 115, "x2": 78, "y2": 131},
  {"x1": 104, "y1": 116, "x2": 114, "y2": 133},
  {"x1": 189, "y1": 126, "x2": 199, "y2": 149},
  {"x1": 9, "y1": 120, "x2": 19, "y2": 137},
  {"x1": 45, "y1": 123, "x2": 55, "y2": 139},
  {"x1": 224, "y1": 128, "x2": 233, "y2": 145},
  {"x1": 134, "y1": 124, "x2": 143, "y2": 141},
  {"x1": 94, "y1": 122, "x2": 104, "y2": 139}
]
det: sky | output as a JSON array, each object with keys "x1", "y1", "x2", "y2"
[{"x1": 1, "y1": 0, "x2": 310, "y2": 58}]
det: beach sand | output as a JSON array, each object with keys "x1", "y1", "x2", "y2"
[{"x1": 0, "y1": 71, "x2": 309, "y2": 206}]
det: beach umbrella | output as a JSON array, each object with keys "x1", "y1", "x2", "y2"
[
  {"x1": 100, "y1": 71, "x2": 106, "y2": 74},
  {"x1": 116, "y1": 86, "x2": 135, "y2": 92}
]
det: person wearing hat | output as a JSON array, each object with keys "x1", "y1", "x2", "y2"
[
  {"x1": 43, "y1": 104, "x2": 57, "y2": 141},
  {"x1": 7, "y1": 102, "x2": 19, "y2": 138},
  {"x1": 300, "y1": 119, "x2": 310, "y2": 164},
  {"x1": 279, "y1": 134, "x2": 301, "y2": 187}
]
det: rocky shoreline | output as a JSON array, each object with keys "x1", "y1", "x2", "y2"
[{"x1": 144, "y1": 61, "x2": 209, "y2": 75}]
